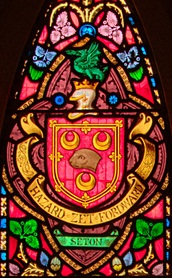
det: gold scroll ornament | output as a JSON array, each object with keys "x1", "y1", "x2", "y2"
[
  {"x1": 16, "y1": 137, "x2": 39, "y2": 182},
  {"x1": 16, "y1": 113, "x2": 43, "y2": 181},
  {"x1": 129, "y1": 113, "x2": 155, "y2": 180},
  {"x1": 27, "y1": 174, "x2": 145, "y2": 226},
  {"x1": 129, "y1": 113, "x2": 153, "y2": 139},
  {"x1": 20, "y1": 113, "x2": 43, "y2": 138},
  {"x1": 135, "y1": 137, "x2": 155, "y2": 180}
]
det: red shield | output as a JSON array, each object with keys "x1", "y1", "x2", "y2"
[{"x1": 47, "y1": 117, "x2": 125, "y2": 209}]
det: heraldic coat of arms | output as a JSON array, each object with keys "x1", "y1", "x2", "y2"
[{"x1": 0, "y1": 0, "x2": 170, "y2": 277}]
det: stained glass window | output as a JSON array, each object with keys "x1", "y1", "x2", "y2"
[{"x1": 0, "y1": 0, "x2": 171, "y2": 277}]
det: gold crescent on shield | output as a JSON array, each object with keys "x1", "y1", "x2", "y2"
[
  {"x1": 93, "y1": 132, "x2": 111, "y2": 151},
  {"x1": 76, "y1": 173, "x2": 96, "y2": 191},
  {"x1": 60, "y1": 131, "x2": 80, "y2": 150}
]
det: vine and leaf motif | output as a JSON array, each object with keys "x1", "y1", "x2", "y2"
[
  {"x1": 132, "y1": 218, "x2": 163, "y2": 250},
  {"x1": 10, "y1": 219, "x2": 40, "y2": 250},
  {"x1": 9, "y1": 250, "x2": 61, "y2": 276},
  {"x1": 20, "y1": 253, "x2": 61, "y2": 276},
  {"x1": 127, "y1": 218, "x2": 164, "y2": 276},
  {"x1": 9, "y1": 219, "x2": 61, "y2": 276}
]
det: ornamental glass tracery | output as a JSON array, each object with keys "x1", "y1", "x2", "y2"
[{"x1": 0, "y1": 0, "x2": 171, "y2": 277}]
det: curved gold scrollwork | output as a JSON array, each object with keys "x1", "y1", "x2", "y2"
[
  {"x1": 21, "y1": 113, "x2": 43, "y2": 138},
  {"x1": 16, "y1": 137, "x2": 39, "y2": 182},
  {"x1": 76, "y1": 173, "x2": 96, "y2": 191},
  {"x1": 28, "y1": 174, "x2": 145, "y2": 225},
  {"x1": 16, "y1": 113, "x2": 44, "y2": 182},
  {"x1": 129, "y1": 113, "x2": 155, "y2": 181},
  {"x1": 60, "y1": 131, "x2": 80, "y2": 150},
  {"x1": 129, "y1": 113, "x2": 153, "y2": 140},
  {"x1": 50, "y1": 3, "x2": 68, "y2": 26},
  {"x1": 134, "y1": 137, "x2": 155, "y2": 180},
  {"x1": 93, "y1": 132, "x2": 111, "y2": 151}
]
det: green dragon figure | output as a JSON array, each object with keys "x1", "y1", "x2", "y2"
[{"x1": 66, "y1": 42, "x2": 108, "y2": 82}]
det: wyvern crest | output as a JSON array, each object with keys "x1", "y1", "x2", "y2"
[{"x1": 47, "y1": 117, "x2": 124, "y2": 208}]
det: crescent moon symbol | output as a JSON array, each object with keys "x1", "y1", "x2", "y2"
[
  {"x1": 93, "y1": 132, "x2": 111, "y2": 151},
  {"x1": 60, "y1": 131, "x2": 80, "y2": 150},
  {"x1": 76, "y1": 173, "x2": 96, "y2": 191}
]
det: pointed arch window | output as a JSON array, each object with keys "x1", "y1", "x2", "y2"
[{"x1": 0, "y1": 0, "x2": 171, "y2": 276}]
